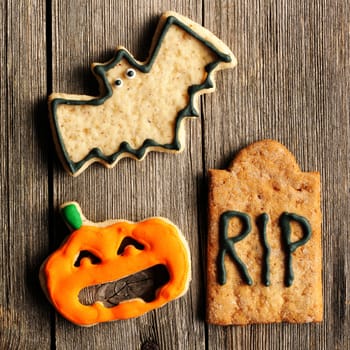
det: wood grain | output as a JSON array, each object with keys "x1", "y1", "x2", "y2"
[
  {"x1": 0, "y1": 0, "x2": 349, "y2": 349},
  {"x1": 203, "y1": 1, "x2": 349, "y2": 349},
  {"x1": 0, "y1": 0, "x2": 51, "y2": 349},
  {"x1": 50, "y1": 1, "x2": 205, "y2": 349}
]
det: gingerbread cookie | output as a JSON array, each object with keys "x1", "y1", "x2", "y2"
[
  {"x1": 206, "y1": 140, "x2": 322, "y2": 325},
  {"x1": 49, "y1": 11, "x2": 236, "y2": 176},
  {"x1": 40, "y1": 202, "x2": 191, "y2": 326}
]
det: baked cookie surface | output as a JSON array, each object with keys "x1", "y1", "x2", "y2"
[
  {"x1": 49, "y1": 11, "x2": 236, "y2": 176},
  {"x1": 40, "y1": 202, "x2": 191, "y2": 326},
  {"x1": 206, "y1": 140, "x2": 322, "y2": 325}
]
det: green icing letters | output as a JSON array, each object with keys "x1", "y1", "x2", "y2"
[
  {"x1": 217, "y1": 211, "x2": 253, "y2": 286},
  {"x1": 280, "y1": 212, "x2": 312, "y2": 287},
  {"x1": 257, "y1": 213, "x2": 271, "y2": 286},
  {"x1": 217, "y1": 211, "x2": 312, "y2": 287}
]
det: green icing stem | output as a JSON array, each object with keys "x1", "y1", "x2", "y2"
[
  {"x1": 280, "y1": 212, "x2": 312, "y2": 287},
  {"x1": 50, "y1": 14, "x2": 232, "y2": 175},
  {"x1": 61, "y1": 204, "x2": 83, "y2": 230},
  {"x1": 217, "y1": 211, "x2": 253, "y2": 286}
]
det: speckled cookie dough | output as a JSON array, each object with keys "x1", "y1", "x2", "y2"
[
  {"x1": 49, "y1": 11, "x2": 236, "y2": 176},
  {"x1": 206, "y1": 140, "x2": 322, "y2": 325}
]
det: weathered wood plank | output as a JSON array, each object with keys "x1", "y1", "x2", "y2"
[
  {"x1": 203, "y1": 1, "x2": 349, "y2": 349},
  {"x1": 0, "y1": 1, "x2": 9, "y2": 346},
  {"x1": 0, "y1": 0, "x2": 347, "y2": 349},
  {"x1": 0, "y1": 0, "x2": 51, "y2": 349},
  {"x1": 50, "y1": 1, "x2": 205, "y2": 349}
]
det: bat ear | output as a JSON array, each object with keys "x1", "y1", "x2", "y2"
[
  {"x1": 60, "y1": 202, "x2": 86, "y2": 230},
  {"x1": 160, "y1": 11, "x2": 237, "y2": 67}
]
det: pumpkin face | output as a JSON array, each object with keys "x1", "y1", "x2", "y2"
[{"x1": 40, "y1": 202, "x2": 191, "y2": 326}]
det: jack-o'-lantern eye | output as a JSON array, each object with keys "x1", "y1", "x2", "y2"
[
  {"x1": 117, "y1": 237, "x2": 144, "y2": 255},
  {"x1": 74, "y1": 250, "x2": 102, "y2": 267}
]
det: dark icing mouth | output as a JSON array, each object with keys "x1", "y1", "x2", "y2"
[{"x1": 78, "y1": 264, "x2": 170, "y2": 307}]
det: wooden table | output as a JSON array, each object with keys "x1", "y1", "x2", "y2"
[{"x1": 1, "y1": 1, "x2": 349, "y2": 349}]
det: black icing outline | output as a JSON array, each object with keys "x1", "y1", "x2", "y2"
[{"x1": 50, "y1": 14, "x2": 233, "y2": 175}]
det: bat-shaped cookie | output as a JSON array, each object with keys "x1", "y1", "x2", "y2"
[{"x1": 49, "y1": 11, "x2": 236, "y2": 176}]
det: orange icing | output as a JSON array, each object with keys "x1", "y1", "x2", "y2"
[{"x1": 43, "y1": 218, "x2": 190, "y2": 326}]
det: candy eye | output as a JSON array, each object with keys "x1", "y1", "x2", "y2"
[
  {"x1": 115, "y1": 78, "x2": 123, "y2": 87},
  {"x1": 125, "y1": 68, "x2": 136, "y2": 79}
]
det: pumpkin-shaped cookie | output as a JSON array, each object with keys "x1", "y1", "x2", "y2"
[{"x1": 40, "y1": 202, "x2": 191, "y2": 326}]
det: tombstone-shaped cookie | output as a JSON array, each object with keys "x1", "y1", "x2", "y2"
[
  {"x1": 49, "y1": 11, "x2": 236, "y2": 176},
  {"x1": 206, "y1": 140, "x2": 322, "y2": 325}
]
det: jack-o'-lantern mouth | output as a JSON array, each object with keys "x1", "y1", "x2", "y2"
[{"x1": 78, "y1": 264, "x2": 170, "y2": 308}]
